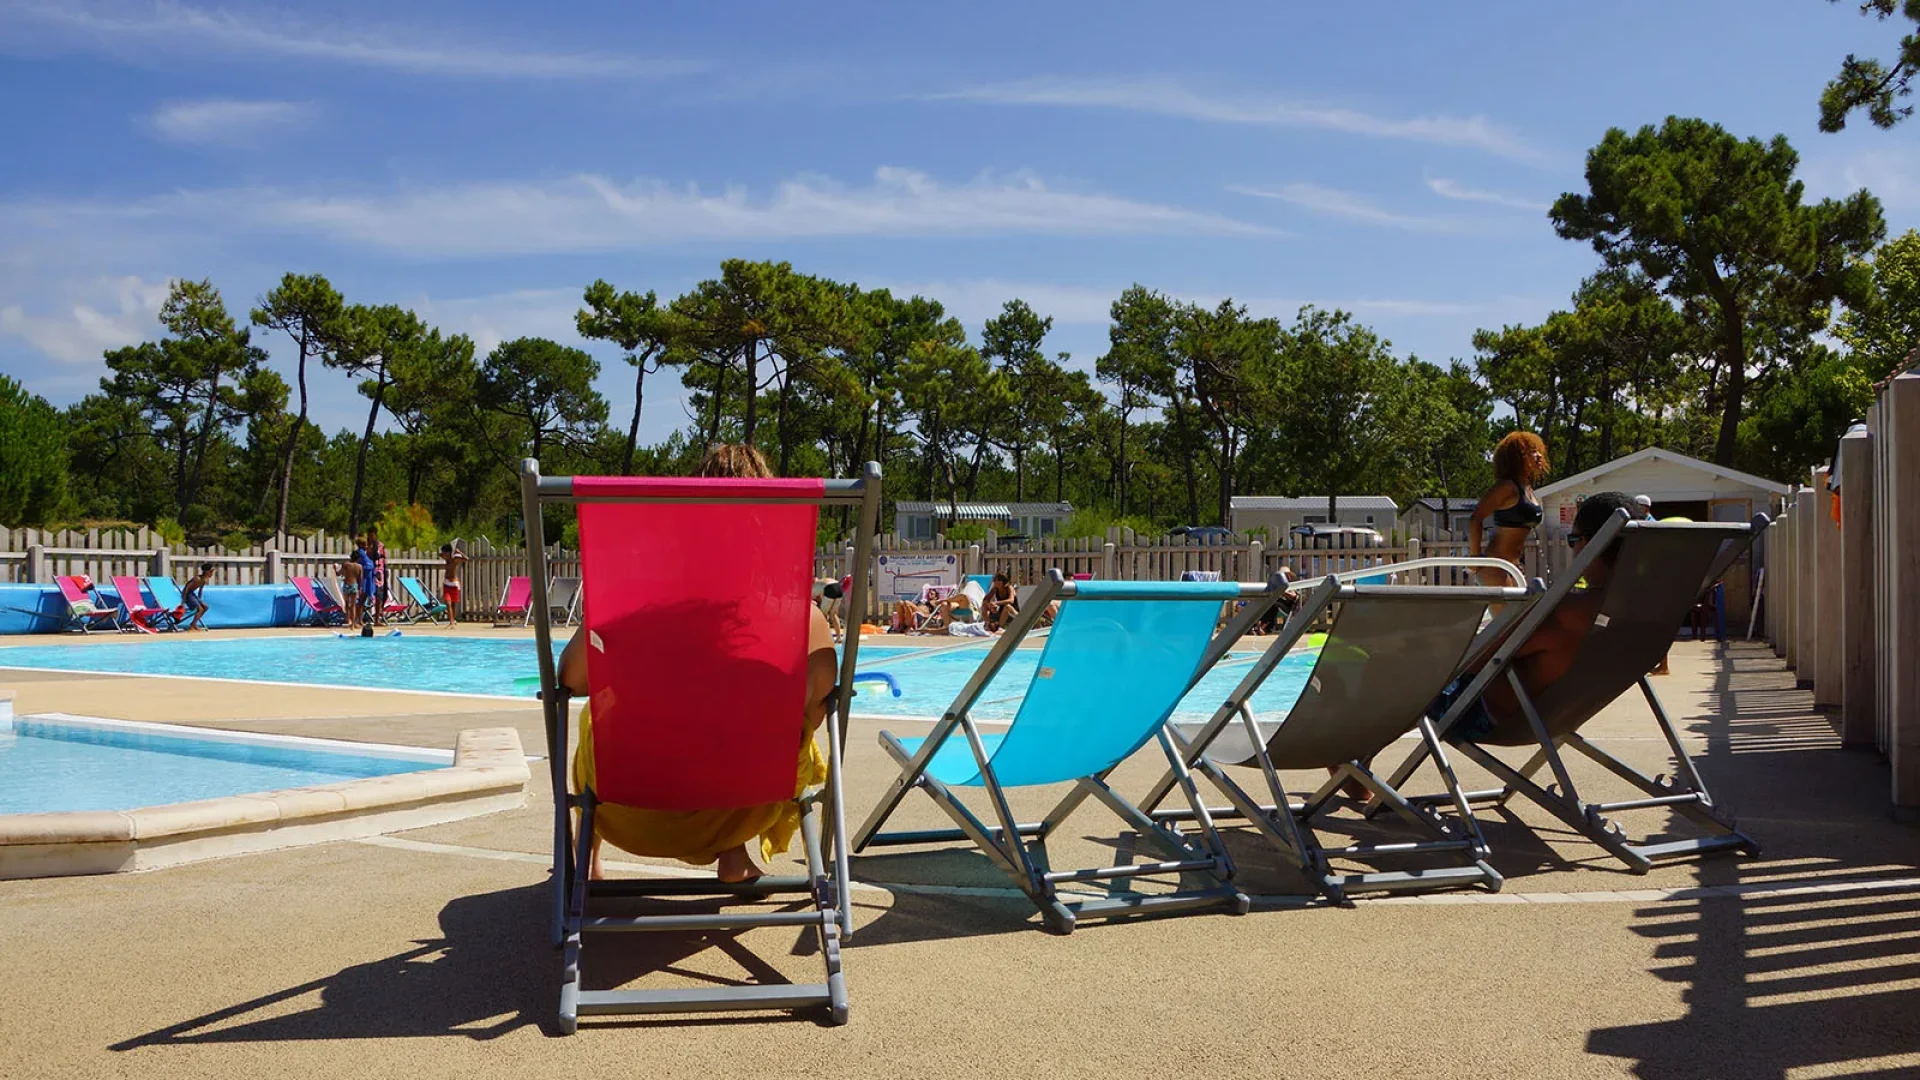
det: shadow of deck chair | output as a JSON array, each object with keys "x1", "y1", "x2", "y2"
[
  {"x1": 1144, "y1": 571, "x2": 1537, "y2": 903},
  {"x1": 519, "y1": 458, "x2": 882, "y2": 1031},
  {"x1": 853, "y1": 570, "x2": 1285, "y2": 934},
  {"x1": 1379, "y1": 511, "x2": 1771, "y2": 874},
  {"x1": 539, "y1": 575, "x2": 581, "y2": 626},
  {"x1": 396, "y1": 576, "x2": 447, "y2": 623}
]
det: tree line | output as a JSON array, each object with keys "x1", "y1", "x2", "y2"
[{"x1": 1, "y1": 117, "x2": 1915, "y2": 543}]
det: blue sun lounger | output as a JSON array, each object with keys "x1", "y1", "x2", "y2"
[
  {"x1": 397, "y1": 576, "x2": 448, "y2": 623},
  {"x1": 853, "y1": 570, "x2": 1284, "y2": 933},
  {"x1": 142, "y1": 576, "x2": 190, "y2": 631}
]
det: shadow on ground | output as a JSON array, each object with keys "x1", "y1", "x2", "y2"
[
  {"x1": 111, "y1": 883, "x2": 556, "y2": 1046},
  {"x1": 1586, "y1": 643, "x2": 1920, "y2": 1079}
]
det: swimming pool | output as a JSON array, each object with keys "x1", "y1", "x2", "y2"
[
  {"x1": 0, "y1": 636, "x2": 914, "y2": 699},
  {"x1": 850, "y1": 640, "x2": 1314, "y2": 723},
  {"x1": 0, "y1": 716, "x2": 442, "y2": 814},
  {"x1": 0, "y1": 634, "x2": 1310, "y2": 721},
  {"x1": 0, "y1": 636, "x2": 576, "y2": 698}
]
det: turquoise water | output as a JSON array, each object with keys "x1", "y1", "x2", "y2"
[
  {"x1": 0, "y1": 636, "x2": 915, "y2": 699},
  {"x1": 0, "y1": 719, "x2": 436, "y2": 814},
  {"x1": 849, "y1": 641, "x2": 1316, "y2": 723},
  {"x1": 0, "y1": 636, "x2": 564, "y2": 697},
  {"x1": 0, "y1": 634, "x2": 1311, "y2": 722}
]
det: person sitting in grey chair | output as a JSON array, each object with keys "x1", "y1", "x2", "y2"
[{"x1": 1431, "y1": 491, "x2": 1638, "y2": 740}]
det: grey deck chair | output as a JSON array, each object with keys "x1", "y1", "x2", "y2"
[
  {"x1": 1379, "y1": 511, "x2": 1771, "y2": 873},
  {"x1": 519, "y1": 459, "x2": 882, "y2": 1031},
  {"x1": 534, "y1": 575, "x2": 581, "y2": 627},
  {"x1": 853, "y1": 571, "x2": 1286, "y2": 934},
  {"x1": 1146, "y1": 575, "x2": 1537, "y2": 903}
]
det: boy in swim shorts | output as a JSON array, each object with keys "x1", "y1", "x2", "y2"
[
  {"x1": 440, "y1": 542, "x2": 468, "y2": 626},
  {"x1": 339, "y1": 556, "x2": 363, "y2": 631},
  {"x1": 180, "y1": 564, "x2": 213, "y2": 631}
]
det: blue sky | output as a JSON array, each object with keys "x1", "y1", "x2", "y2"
[{"x1": 1, "y1": 0, "x2": 1915, "y2": 444}]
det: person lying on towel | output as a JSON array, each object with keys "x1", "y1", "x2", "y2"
[{"x1": 1428, "y1": 490, "x2": 1634, "y2": 741}]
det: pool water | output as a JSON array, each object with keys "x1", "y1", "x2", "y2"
[
  {"x1": 0, "y1": 634, "x2": 1311, "y2": 722},
  {"x1": 0, "y1": 719, "x2": 438, "y2": 814},
  {"x1": 0, "y1": 636, "x2": 578, "y2": 698},
  {"x1": 849, "y1": 641, "x2": 1316, "y2": 724}
]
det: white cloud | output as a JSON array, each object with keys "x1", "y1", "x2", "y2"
[
  {"x1": 0, "y1": 275, "x2": 168, "y2": 364},
  {"x1": 1230, "y1": 182, "x2": 1478, "y2": 233},
  {"x1": 6, "y1": 0, "x2": 704, "y2": 80},
  {"x1": 406, "y1": 287, "x2": 584, "y2": 359},
  {"x1": 1803, "y1": 144, "x2": 1920, "y2": 213},
  {"x1": 147, "y1": 98, "x2": 314, "y2": 144},
  {"x1": 939, "y1": 76, "x2": 1554, "y2": 166},
  {"x1": 3, "y1": 167, "x2": 1278, "y2": 257},
  {"x1": 1425, "y1": 176, "x2": 1549, "y2": 213}
]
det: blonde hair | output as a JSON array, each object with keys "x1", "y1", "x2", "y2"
[
  {"x1": 1492, "y1": 431, "x2": 1550, "y2": 485},
  {"x1": 694, "y1": 443, "x2": 773, "y2": 479}
]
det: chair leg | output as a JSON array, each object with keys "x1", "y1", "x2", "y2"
[
  {"x1": 798, "y1": 797, "x2": 849, "y2": 1025},
  {"x1": 558, "y1": 795, "x2": 594, "y2": 1035}
]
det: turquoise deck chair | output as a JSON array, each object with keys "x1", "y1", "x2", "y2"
[
  {"x1": 398, "y1": 576, "x2": 448, "y2": 623},
  {"x1": 853, "y1": 570, "x2": 1284, "y2": 933}
]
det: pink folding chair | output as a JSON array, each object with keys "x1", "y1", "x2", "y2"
[
  {"x1": 520, "y1": 458, "x2": 881, "y2": 1031},
  {"x1": 289, "y1": 576, "x2": 348, "y2": 627},
  {"x1": 494, "y1": 575, "x2": 532, "y2": 625},
  {"x1": 109, "y1": 575, "x2": 170, "y2": 634},
  {"x1": 55, "y1": 575, "x2": 121, "y2": 633}
]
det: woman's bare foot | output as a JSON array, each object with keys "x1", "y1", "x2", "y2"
[
  {"x1": 587, "y1": 835, "x2": 605, "y2": 881},
  {"x1": 715, "y1": 845, "x2": 763, "y2": 884}
]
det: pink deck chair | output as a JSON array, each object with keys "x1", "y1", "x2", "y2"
[
  {"x1": 55, "y1": 575, "x2": 121, "y2": 633},
  {"x1": 109, "y1": 575, "x2": 171, "y2": 634},
  {"x1": 520, "y1": 458, "x2": 881, "y2": 1031},
  {"x1": 289, "y1": 576, "x2": 348, "y2": 627},
  {"x1": 494, "y1": 575, "x2": 532, "y2": 625}
]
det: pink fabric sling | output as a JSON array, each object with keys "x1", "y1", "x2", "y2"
[{"x1": 573, "y1": 475, "x2": 825, "y2": 811}]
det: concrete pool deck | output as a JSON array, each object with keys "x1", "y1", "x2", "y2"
[{"x1": 1, "y1": 639, "x2": 1917, "y2": 1078}]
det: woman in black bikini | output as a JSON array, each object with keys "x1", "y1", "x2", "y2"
[{"x1": 1470, "y1": 431, "x2": 1549, "y2": 586}]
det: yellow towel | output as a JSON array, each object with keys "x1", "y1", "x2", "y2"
[{"x1": 571, "y1": 702, "x2": 828, "y2": 865}]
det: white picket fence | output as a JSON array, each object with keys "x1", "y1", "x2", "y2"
[{"x1": 1, "y1": 521, "x2": 1569, "y2": 625}]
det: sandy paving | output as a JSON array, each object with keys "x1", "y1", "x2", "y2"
[{"x1": 2, "y1": 640, "x2": 1916, "y2": 1079}]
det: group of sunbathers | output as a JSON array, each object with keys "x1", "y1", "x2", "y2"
[{"x1": 887, "y1": 572, "x2": 1058, "y2": 635}]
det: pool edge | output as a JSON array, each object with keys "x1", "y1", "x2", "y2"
[{"x1": 0, "y1": 702, "x2": 530, "y2": 881}]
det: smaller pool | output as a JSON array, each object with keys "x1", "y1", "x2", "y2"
[{"x1": 0, "y1": 717, "x2": 443, "y2": 814}]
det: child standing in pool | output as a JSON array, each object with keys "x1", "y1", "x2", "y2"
[{"x1": 440, "y1": 542, "x2": 468, "y2": 626}]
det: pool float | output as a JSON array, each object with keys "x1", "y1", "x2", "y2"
[{"x1": 851, "y1": 671, "x2": 902, "y2": 698}]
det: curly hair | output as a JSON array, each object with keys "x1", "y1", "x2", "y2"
[
  {"x1": 1492, "y1": 431, "x2": 1550, "y2": 485},
  {"x1": 694, "y1": 443, "x2": 773, "y2": 479}
]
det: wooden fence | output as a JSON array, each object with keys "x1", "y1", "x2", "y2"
[
  {"x1": 811, "y1": 528, "x2": 1571, "y2": 619},
  {"x1": 0, "y1": 528, "x2": 579, "y2": 620},
  {"x1": 1761, "y1": 369, "x2": 1920, "y2": 813},
  {"x1": 2, "y1": 520, "x2": 1572, "y2": 627}
]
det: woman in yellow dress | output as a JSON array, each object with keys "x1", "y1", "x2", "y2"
[{"x1": 563, "y1": 443, "x2": 839, "y2": 884}]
